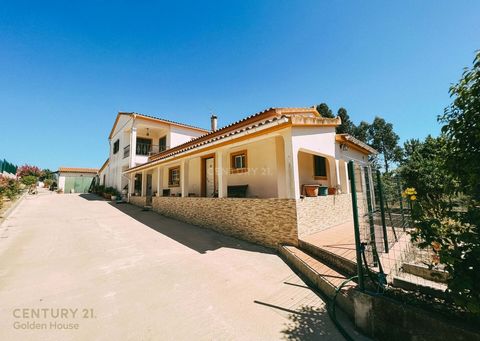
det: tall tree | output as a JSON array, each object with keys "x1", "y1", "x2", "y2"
[
  {"x1": 336, "y1": 107, "x2": 355, "y2": 134},
  {"x1": 315, "y1": 103, "x2": 335, "y2": 118},
  {"x1": 367, "y1": 117, "x2": 403, "y2": 172},
  {"x1": 353, "y1": 121, "x2": 370, "y2": 142}
]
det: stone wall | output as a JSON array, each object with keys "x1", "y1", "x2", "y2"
[
  {"x1": 152, "y1": 197, "x2": 298, "y2": 248},
  {"x1": 296, "y1": 194, "x2": 354, "y2": 238},
  {"x1": 129, "y1": 196, "x2": 146, "y2": 207}
]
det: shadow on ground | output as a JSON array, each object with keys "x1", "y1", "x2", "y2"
[
  {"x1": 79, "y1": 193, "x2": 106, "y2": 201},
  {"x1": 81, "y1": 194, "x2": 274, "y2": 255}
]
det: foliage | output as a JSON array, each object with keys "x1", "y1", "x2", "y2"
[
  {"x1": 17, "y1": 164, "x2": 41, "y2": 178},
  {"x1": 399, "y1": 135, "x2": 459, "y2": 217},
  {"x1": 353, "y1": 121, "x2": 370, "y2": 142},
  {"x1": 21, "y1": 175, "x2": 38, "y2": 187},
  {"x1": 315, "y1": 103, "x2": 335, "y2": 118},
  {"x1": 40, "y1": 169, "x2": 55, "y2": 181},
  {"x1": 367, "y1": 117, "x2": 403, "y2": 172},
  {"x1": 0, "y1": 175, "x2": 21, "y2": 201},
  {"x1": 336, "y1": 107, "x2": 355, "y2": 134},
  {"x1": 403, "y1": 51, "x2": 480, "y2": 314},
  {"x1": 43, "y1": 178, "x2": 53, "y2": 188}
]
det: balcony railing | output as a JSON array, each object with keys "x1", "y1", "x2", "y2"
[
  {"x1": 123, "y1": 145, "x2": 130, "y2": 158},
  {"x1": 136, "y1": 143, "x2": 170, "y2": 156}
]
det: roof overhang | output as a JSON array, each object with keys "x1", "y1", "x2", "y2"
[{"x1": 335, "y1": 134, "x2": 377, "y2": 155}]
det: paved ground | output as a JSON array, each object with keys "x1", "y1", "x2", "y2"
[{"x1": 0, "y1": 191, "x2": 344, "y2": 340}]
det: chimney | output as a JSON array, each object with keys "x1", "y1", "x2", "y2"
[{"x1": 210, "y1": 114, "x2": 218, "y2": 131}]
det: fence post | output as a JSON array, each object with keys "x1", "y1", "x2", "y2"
[
  {"x1": 364, "y1": 166, "x2": 379, "y2": 267},
  {"x1": 376, "y1": 170, "x2": 389, "y2": 253},
  {"x1": 396, "y1": 176, "x2": 406, "y2": 231},
  {"x1": 348, "y1": 161, "x2": 365, "y2": 291}
]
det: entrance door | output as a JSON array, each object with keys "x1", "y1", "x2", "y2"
[
  {"x1": 146, "y1": 174, "x2": 153, "y2": 205},
  {"x1": 204, "y1": 157, "x2": 215, "y2": 197}
]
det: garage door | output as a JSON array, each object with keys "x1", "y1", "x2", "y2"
[{"x1": 64, "y1": 176, "x2": 94, "y2": 193}]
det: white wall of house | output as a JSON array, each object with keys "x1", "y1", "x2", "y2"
[{"x1": 103, "y1": 114, "x2": 206, "y2": 192}]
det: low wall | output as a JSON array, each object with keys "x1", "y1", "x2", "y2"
[
  {"x1": 296, "y1": 194, "x2": 354, "y2": 237},
  {"x1": 152, "y1": 197, "x2": 298, "y2": 248},
  {"x1": 129, "y1": 196, "x2": 146, "y2": 207}
]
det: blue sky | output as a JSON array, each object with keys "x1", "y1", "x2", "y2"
[{"x1": 0, "y1": 1, "x2": 479, "y2": 170}]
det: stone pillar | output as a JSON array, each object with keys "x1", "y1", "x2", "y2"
[
  {"x1": 216, "y1": 150, "x2": 227, "y2": 198},
  {"x1": 335, "y1": 159, "x2": 341, "y2": 188},
  {"x1": 129, "y1": 173, "x2": 135, "y2": 197},
  {"x1": 130, "y1": 126, "x2": 137, "y2": 168}
]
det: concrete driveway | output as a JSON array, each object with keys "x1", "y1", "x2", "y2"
[{"x1": 0, "y1": 191, "x2": 343, "y2": 340}]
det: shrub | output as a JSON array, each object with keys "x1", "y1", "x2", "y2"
[
  {"x1": 21, "y1": 175, "x2": 38, "y2": 187},
  {"x1": 43, "y1": 179, "x2": 53, "y2": 188},
  {"x1": 17, "y1": 165, "x2": 41, "y2": 178},
  {"x1": 0, "y1": 175, "x2": 21, "y2": 200}
]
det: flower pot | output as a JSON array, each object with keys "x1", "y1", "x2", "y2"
[
  {"x1": 304, "y1": 185, "x2": 319, "y2": 197},
  {"x1": 328, "y1": 187, "x2": 336, "y2": 195},
  {"x1": 318, "y1": 186, "x2": 328, "y2": 196},
  {"x1": 111, "y1": 195, "x2": 117, "y2": 201}
]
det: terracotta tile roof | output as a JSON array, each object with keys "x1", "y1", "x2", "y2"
[
  {"x1": 58, "y1": 167, "x2": 99, "y2": 174},
  {"x1": 336, "y1": 134, "x2": 377, "y2": 154},
  {"x1": 125, "y1": 107, "x2": 341, "y2": 174},
  {"x1": 148, "y1": 107, "x2": 325, "y2": 162},
  {"x1": 125, "y1": 114, "x2": 291, "y2": 173},
  {"x1": 108, "y1": 112, "x2": 209, "y2": 139}
]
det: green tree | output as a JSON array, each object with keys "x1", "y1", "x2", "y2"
[
  {"x1": 353, "y1": 121, "x2": 370, "y2": 142},
  {"x1": 367, "y1": 117, "x2": 403, "y2": 172},
  {"x1": 336, "y1": 107, "x2": 355, "y2": 134},
  {"x1": 405, "y1": 51, "x2": 480, "y2": 313},
  {"x1": 315, "y1": 103, "x2": 335, "y2": 118},
  {"x1": 40, "y1": 169, "x2": 55, "y2": 181}
]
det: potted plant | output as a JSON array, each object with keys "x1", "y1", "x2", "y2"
[{"x1": 303, "y1": 184, "x2": 319, "y2": 197}]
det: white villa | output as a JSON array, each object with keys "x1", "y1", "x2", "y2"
[{"x1": 99, "y1": 107, "x2": 376, "y2": 248}]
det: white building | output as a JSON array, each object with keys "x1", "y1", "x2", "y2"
[{"x1": 99, "y1": 112, "x2": 209, "y2": 193}]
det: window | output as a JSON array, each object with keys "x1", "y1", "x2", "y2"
[
  {"x1": 113, "y1": 140, "x2": 120, "y2": 154},
  {"x1": 168, "y1": 167, "x2": 180, "y2": 187},
  {"x1": 159, "y1": 136, "x2": 167, "y2": 152},
  {"x1": 230, "y1": 150, "x2": 247, "y2": 173},
  {"x1": 314, "y1": 155, "x2": 327, "y2": 178}
]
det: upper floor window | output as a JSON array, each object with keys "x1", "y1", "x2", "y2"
[
  {"x1": 136, "y1": 138, "x2": 152, "y2": 156},
  {"x1": 113, "y1": 140, "x2": 120, "y2": 154},
  {"x1": 314, "y1": 155, "x2": 327, "y2": 179},
  {"x1": 230, "y1": 150, "x2": 247, "y2": 173}
]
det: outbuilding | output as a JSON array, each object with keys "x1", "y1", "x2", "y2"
[{"x1": 57, "y1": 167, "x2": 98, "y2": 193}]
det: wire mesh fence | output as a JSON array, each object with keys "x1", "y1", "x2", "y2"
[{"x1": 349, "y1": 161, "x2": 448, "y2": 297}]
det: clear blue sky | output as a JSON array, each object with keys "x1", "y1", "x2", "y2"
[{"x1": 0, "y1": 1, "x2": 478, "y2": 170}]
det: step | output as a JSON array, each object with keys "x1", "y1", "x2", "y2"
[
  {"x1": 298, "y1": 239, "x2": 358, "y2": 277},
  {"x1": 279, "y1": 245, "x2": 356, "y2": 318},
  {"x1": 393, "y1": 272, "x2": 448, "y2": 299}
]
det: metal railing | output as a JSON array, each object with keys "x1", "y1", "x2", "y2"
[
  {"x1": 123, "y1": 145, "x2": 130, "y2": 158},
  {"x1": 136, "y1": 143, "x2": 169, "y2": 156}
]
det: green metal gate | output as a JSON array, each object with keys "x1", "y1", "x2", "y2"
[{"x1": 64, "y1": 176, "x2": 94, "y2": 193}]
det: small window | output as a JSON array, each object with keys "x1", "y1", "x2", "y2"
[
  {"x1": 113, "y1": 140, "x2": 120, "y2": 154},
  {"x1": 168, "y1": 167, "x2": 180, "y2": 187},
  {"x1": 230, "y1": 150, "x2": 247, "y2": 173},
  {"x1": 314, "y1": 155, "x2": 327, "y2": 178}
]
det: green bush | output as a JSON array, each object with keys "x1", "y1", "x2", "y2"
[
  {"x1": 21, "y1": 175, "x2": 38, "y2": 187},
  {"x1": 0, "y1": 176, "x2": 21, "y2": 200}
]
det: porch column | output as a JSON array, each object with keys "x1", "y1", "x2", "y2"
[
  {"x1": 141, "y1": 170, "x2": 146, "y2": 197},
  {"x1": 130, "y1": 126, "x2": 137, "y2": 168},
  {"x1": 181, "y1": 160, "x2": 189, "y2": 197},
  {"x1": 335, "y1": 159, "x2": 341, "y2": 188},
  {"x1": 129, "y1": 173, "x2": 135, "y2": 198},
  {"x1": 157, "y1": 167, "x2": 162, "y2": 196},
  {"x1": 283, "y1": 134, "x2": 300, "y2": 199},
  {"x1": 216, "y1": 150, "x2": 227, "y2": 198}
]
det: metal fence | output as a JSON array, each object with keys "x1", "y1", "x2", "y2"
[{"x1": 348, "y1": 160, "x2": 447, "y2": 298}]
